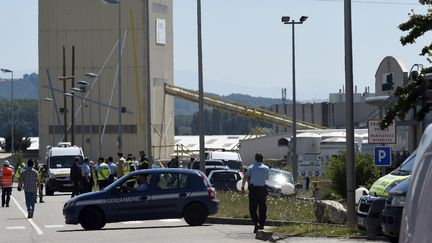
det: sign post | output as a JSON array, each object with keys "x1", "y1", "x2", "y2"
[{"x1": 374, "y1": 146, "x2": 392, "y2": 167}]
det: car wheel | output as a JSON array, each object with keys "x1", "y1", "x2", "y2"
[
  {"x1": 183, "y1": 203, "x2": 208, "y2": 226},
  {"x1": 79, "y1": 207, "x2": 106, "y2": 230}
]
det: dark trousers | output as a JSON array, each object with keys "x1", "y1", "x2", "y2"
[
  {"x1": 248, "y1": 186, "x2": 268, "y2": 227},
  {"x1": 81, "y1": 177, "x2": 92, "y2": 193},
  {"x1": 71, "y1": 181, "x2": 81, "y2": 198},
  {"x1": 1, "y1": 187, "x2": 12, "y2": 207},
  {"x1": 98, "y1": 180, "x2": 108, "y2": 190},
  {"x1": 38, "y1": 183, "x2": 44, "y2": 200}
]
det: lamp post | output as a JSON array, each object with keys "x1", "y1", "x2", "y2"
[
  {"x1": 1, "y1": 68, "x2": 14, "y2": 154},
  {"x1": 197, "y1": 0, "x2": 206, "y2": 173},
  {"x1": 76, "y1": 80, "x2": 90, "y2": 148},
  {"x1": 43, "y1": 97, "x2": 55, "y2": 145},
  {"x1": 101, "y1": 0, "x2": 122, "y2": 153},
  {"x1": 84, "y1": 72, "x2": 100, "y2": 156},
  {"x1": 281, "y1": 16, "x2": 308, "y2": 181},
  {"x1": 58, "y1": 75, "x2": 75, "y2": 142},
  {"x1": 64, "y1": 91, "x2": 75, "y2": 144}
]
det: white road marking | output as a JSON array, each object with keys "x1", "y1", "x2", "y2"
[
  {"x1": 122, "y1": 221, "x2": 143, "y2": 224},
  {"x1": 11, "y1": 196, "x2": 44, "y2": 235},
  {"x1": 44, "y1": 225, "x2": 65, "y2": 228},
  {"x1": 158, "y1": 219, "x2": 182, "y2": 222},
  {"x1": 6, "y1": 226, "x2": 26, "y2": 230}
]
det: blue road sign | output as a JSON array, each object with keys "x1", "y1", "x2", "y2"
[{"x1": 374, "y1": 146, "x2": 392, "y2": 166}]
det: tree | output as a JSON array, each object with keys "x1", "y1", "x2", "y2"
[
  {"x1": 326, "y1": 151, "x2": 381, "y2": 198},
  {"x1": 380, "y1": 2, "x2": 432, "y2": 128}
]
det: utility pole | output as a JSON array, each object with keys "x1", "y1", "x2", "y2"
[{"x1": 344, "y1": 0, "x2": 356, "y2": 228}]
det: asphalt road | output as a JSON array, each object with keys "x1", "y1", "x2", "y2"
[{"x1": 0, "y1": 186, "x2": 387, "y2": 243}]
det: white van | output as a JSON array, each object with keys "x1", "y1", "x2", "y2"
[
  {"x1": 205, "y1": 151, "x2": 243, "y2": 171},
  {"x1": 45, "y1": 142, "x2": 84, "y2": 195},
  {"x1": 399, "y1": 124, "x2": 432, "y2": 243}
]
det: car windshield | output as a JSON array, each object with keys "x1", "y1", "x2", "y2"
[
  {"x1": 224, "y1": 160, "x2": 242, "y2": 170},
  {"x1": 392, "y1": 153, "x2": 416, "y2": 176},
  {"x1": 268, "y1": 170, "x2": 294, "y2": 185},
  {"x1": 49, "y1": 156, "x2": 82, "y2": 168}
]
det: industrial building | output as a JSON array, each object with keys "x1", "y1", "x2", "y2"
[{"x1": 38, "y1": 0, "x2": 174, "y2": 160}]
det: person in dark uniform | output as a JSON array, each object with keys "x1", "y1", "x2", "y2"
[
  {"x1": 70, "y1": 157, "x2": 82, "y2": 198},
  {"x1": 167, "y1": 156, "x2": 180, "y2": 168},
  {"x1": 241, "y1": 152, "x2": 269, "y2": 233}
]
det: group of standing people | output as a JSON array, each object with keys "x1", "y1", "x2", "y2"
[
  {"x1": 69, "y1": 151, "x2": 151, "y2": 197},
  {"x1": 0, "y1": 159, "x2": 47, "y2": 218}
]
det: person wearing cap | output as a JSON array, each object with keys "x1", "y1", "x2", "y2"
[
  {"x1": 70, "y1": 157, "x2": 82, "y2": 198},
  {"x1": 18, "y1": 159, "x2": 39, "y2": 218},
  {"x1": 1, "y1": 161, "x2": 14, "y2": 207},
  {"x1": 81, "y1": 157, "x2": 92, "y2": 193},
  {"x1": 96, "y1": 157, "x2": 110, "y2": 190}
]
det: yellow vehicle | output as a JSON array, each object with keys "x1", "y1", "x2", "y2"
[{"x1": 369, "y1": 151, "x2": 416, "y2": 197}]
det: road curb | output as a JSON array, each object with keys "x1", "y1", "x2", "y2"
[{"x1": 206, "y1": 216, "x2": 345, "y2": 227}]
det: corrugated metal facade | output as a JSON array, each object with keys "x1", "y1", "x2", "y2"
[{"x1": 38, "y1": 0, "x2": 174, "y2": 160}]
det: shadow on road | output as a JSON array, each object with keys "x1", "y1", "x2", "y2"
[{"x1": 57, "y1": 224, "x2": 210, "y2": 232}]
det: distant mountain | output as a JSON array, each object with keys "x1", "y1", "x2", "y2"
[
  {"x1": 0, "y1": 73, "x2": 285, "y2": 114},
  {"x1": 0, "y1": 73, "x2": 39, "y2": 99}
]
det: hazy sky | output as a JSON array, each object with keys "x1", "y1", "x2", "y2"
[{"x1": 0, "y1": 0, "x2": 430, "y2": 100}]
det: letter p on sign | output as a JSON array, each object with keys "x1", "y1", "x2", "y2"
[{"x1": 374, "y1": 146, "x2": 391, "y2": 167}]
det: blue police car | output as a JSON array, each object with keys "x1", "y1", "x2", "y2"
[{"x1": 63, "y1": 168, "x2": 219, "y2": 230}]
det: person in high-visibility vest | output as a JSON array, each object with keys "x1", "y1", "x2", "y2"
[
  {"x1": 1, "y1": 161, "x2": 14, "y2": 207},
  {"x1": 96, "y1": 157, "x2": 111, "y2": 190},
  {"x1": 123, "y1": 156, "x2": 137, "y2": 190},
  {"x1": 14, "y1": 161, "x2": 25, "y2": 181}
]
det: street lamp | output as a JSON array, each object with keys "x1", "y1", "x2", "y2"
[
  {"x1": 64, "y1": 90, "x2": 76, "y2": 145},
  {"x1": 1, "y1": 68, "x2": 14, "y2": 154},
  {"x1": 281, "y1": 15, "x2": 308, "y2": 181},
  {"x1": 73, "y1": 81, "x2": 89, "y2": 149},
  {"x1": 101, "y1": 0, "x2": 123, "y2": 153},
  {"x1": 59, "y1": 75, "x2": 75, "y2": 142},
  {"x1": 43, "y1": 97, "x2": 55, "y2": 145},
  {"x1": 84, "y1": 72, "x2": 101, "y2": 156}
]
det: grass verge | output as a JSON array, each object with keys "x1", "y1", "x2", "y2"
[
  {"x1": 271, "y1": 224, "x2": 365, "y2": 238},
  {"x1": 215, "y1": 191, "x2": 315, "y2": 222}
]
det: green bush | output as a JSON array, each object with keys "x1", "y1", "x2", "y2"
[{"x1": 326, "y1": 151, "x2": 380, "y2": 199}]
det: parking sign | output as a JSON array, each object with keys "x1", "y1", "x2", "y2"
[{"x1": 374, "y1": 146, "x2": 392, "y2": 166}]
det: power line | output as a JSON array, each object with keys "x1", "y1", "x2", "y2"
[{"x1": 315, "y1": 0, "x2": 420, "y2": 5}]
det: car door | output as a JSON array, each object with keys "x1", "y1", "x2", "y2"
[
  {"x1": 210, "y1": 171, "x2": 239, "y2": 191},
  {"x1": 107, "y1": 172, "x2": 153, "y2": 222},
  {"x1": 150, "y1": 172, "x2": 191, "y2": 218}
]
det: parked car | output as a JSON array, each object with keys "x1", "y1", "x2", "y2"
[
  {"x1": 63, "y1": 168, "x2": 219, "y2": 230},
  {"x1": 205, "y1": 151, "x2": 243, "y2": 171},
  {"x1": 204, "y1": 165, "x2": 230, "y2": 176},
  {"x1": 265, "y1": 168, "x2": 295, "y2": 196},
  {"x1": 381, "y1": 178, "x2": 410, "y2": 242},
  {"x1": 356, "y1": 150, "x2": 416, "y2": 237},
  {"x1": 400, "y1": 124, "x2": 432, "y2": 243},
  {"x1": 208, "y1": 169, "x2": 243, "y2": 191}
]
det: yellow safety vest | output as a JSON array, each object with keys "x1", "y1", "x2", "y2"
[
  {"x1": 97, "y1": 163, "x2": 110, "y2": 181},
  {"x1": 123, "y1": 161, "x2": 136, "y2": 182}
]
